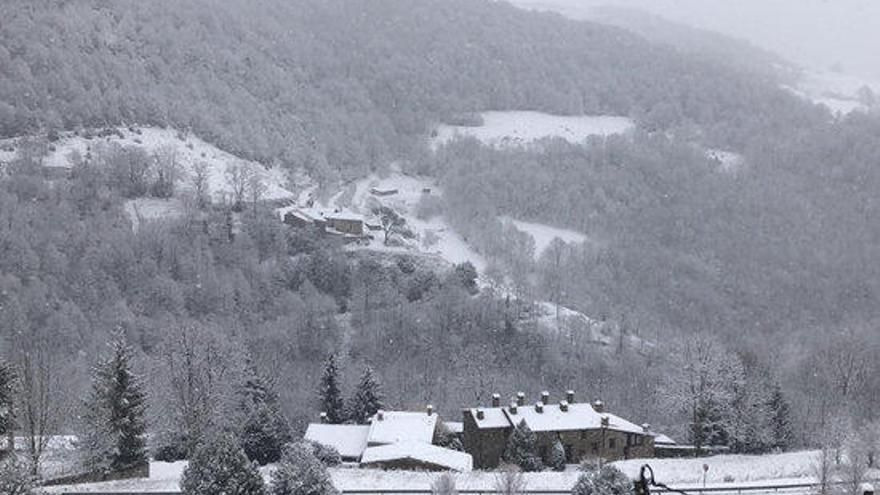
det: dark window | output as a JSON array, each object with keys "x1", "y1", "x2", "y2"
[
  {"x1": 591, "y1": 442, "x2": 599, "y2": 453},
  {"x1": 609, "y1": 438, "x2": 616, "y2": 449}
]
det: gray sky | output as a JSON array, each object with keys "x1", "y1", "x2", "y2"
[{"x1": 511, "y1": 0, "x2": 880, "y2": 81}]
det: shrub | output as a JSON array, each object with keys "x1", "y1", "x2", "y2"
[
  {"x1": 572, "y1": 465, "x2": 632, "y2": 495},
  {"x1": 0, "y1": 455, "x2": 35, "y2": 495},
  {"x1": 269, "y1": 442, "x2": 338, "y2": 495},
  {"x1": 431, "y1": 473, "x2": 458, "y2": 495},
  {"x1": 180, "y1": 433, "x2": 266, "y2": 495},
  {"x1": 549, "y1": 438, "x2": 566, "y2": 471},
  {"x1": 303, "y1": 441, "x2": 341, "y2": 467}
]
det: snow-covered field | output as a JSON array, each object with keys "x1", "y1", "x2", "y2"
[
  {"x1": 788, "y1": 70, "x2": 880, "y2": 115},
  {"x1": 36, "y1": 126, "x2": 293, "y2": 202},
  {"x1": 432, "y1": 111, "x2": 634, "y2": 149},
  {"x1": 43, "y1": 450, "x2": 868, "y2": 494},
  {"x1": 500, "y1": 217, "x2": 590, "y2": 259}
]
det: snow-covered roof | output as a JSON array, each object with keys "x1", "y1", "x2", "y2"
[
  {"x1": 445, "y1": 422, "x2": 463, "y2": 434},
  {"x1": 467, "y1": 408, "x2": 513, "y2": 430},
  {"x1": 304, "y1": 424, "x2": 371, "y2": 459},
  {"x1": 505, "y1": 403, "x2": 646, "y2": 434},
  {"x1": 360, "y1": 441, "x2": 473, "y2": 472},
  {"x1": 651, "y1": 432, "x2": 677, "y2": 445},
  {"x1": 367, "y1": 411, "x2": 438, "y2": 445}
]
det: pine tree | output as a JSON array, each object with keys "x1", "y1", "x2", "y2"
[
  {"x1": 549, "y1": 438, "x2": 566, "y2": 471},
  {"x1": 769, "y1": 385, "x2": 794, "y2": 451},
  {"x1": 502, "y1": 420, "x2": 543, "y2": 472},
  {"x1": 269, "y1": 442, "x2": 338, "y2": 495},
  {"x1": 235, "y1": 358, "x2": 291, "y2": 465},
  {"x1": 81, "y1": 336, "x2": 147, "y2": 473},
  {"x1": 318, "y1": 355, "x2": 345, "y2": 424},
  {"x1": 346, "y1": 366, "x2": 383, "y2": 424},
  {"x1": 181, "y1": 432, "x2": 266, "y2": 495}
]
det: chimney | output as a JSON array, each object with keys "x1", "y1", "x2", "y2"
[
  {"x1": 377, "y1": 410, "x2": 385, "y2": 421},
  {"x1": 541, "y1": 391, "x2": 550, "y2": 404},
  {"x1": 492, "y1": 393, "x2": 501, "y2": 408},
  {"x1": 566, "y1": 390, "x2": 575, "y2": 403},
  {"x1": 476, "y1": 409, "x2": 485, "y2": 420},
  {"x1": 560, "y1": 400, "x2": 569, "y2": 412},
  {"x1": 535, "y1": 402, "x2": 544, "y2": 413},
  {"x1": 427, "y1": 405, "x2": 434, "y2": 416},
  {"x1": 592, "y1": 399, "x2": 605, "y2": 413},
  {"x1": 516, "y1": 392, "x2": 526, "y2": 406},
  {"x1": 601, "y1": 415, "x2": 609, "y2": 428},
  {"x1": 319, "y1": 412, "x2": 328, "y2": 423},
  {"x1": 509, "y1": 401, "x2": 518, "y2": 415},
  {"x1": 642, "y1": 423, "x2": 651, "y2": 433}
]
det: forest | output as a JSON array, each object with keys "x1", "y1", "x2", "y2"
[{"x1": 0, "y1": 0, "x2": 878, "y2": 480}]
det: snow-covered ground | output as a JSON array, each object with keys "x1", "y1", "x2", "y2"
[
  {"x1": 788, "y1": 69, "x2": 880, "y2": 115},
  {"x1": 37, "y1": 126, "x2": 294, "y2": 202},
  {"x1": 706, "y1": 149, "x2": 744, "y2": 173},
  {"x1": 500, "y1": 217, "x2": 590, "y2": 259},
  {"x1": 44, "y1": 450, "x2": 869, "y2": 494},
  {"x1": 432, "y1": 111, "x2": 634, "y2": 149},
  {"x1": 311, "y1": 168, "x2": 487, "y2": 272}
]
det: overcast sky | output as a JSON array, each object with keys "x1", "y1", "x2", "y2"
[{"x1": 511, "y1": 0, "x2": 880, "y2": 81}]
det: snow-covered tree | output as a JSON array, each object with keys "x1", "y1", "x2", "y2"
[
  {"x1": 502, "y1": 419, "x2": 543, "y2": 472},
  {"x1": 431, "y1": 472, "x2": 458, "y2": 495},
  {"x1": 494, "y1": 464, "x2": 527, "y2": 495},
  {"x1": 346, "y1": 366, "x2": 383, "y2": 425},
  {"x1": 301, "y1": 440, "x2": 341, "y2": 467},
  {"x1": 80, "y1": 336, "x2": 147, "y2": 473},
  {"x1": 318, "y1": 355, "x2": 345, "y2": 424},
  {"x1": 0, "y1": 455, "x2": 35, "y2": 495},
  {"x1": 571, "y1": 465, "x2": 632, "y2": 495},
  {"x1": 235, "y1": 358, "x2": 291, "y2": 465},
  {"x1": 663, "y1": 335, "x2": 743, "y2": 453},
  {"x1": 769, "y1": 385, "x2": 794, "y2": 451},
  {"x1": 181, "y1": 432, "x2": 265, "y2": 495},
  {"x1": 841, "y1": 430, "x2": 871, "y2": 495},
  {"x1": 549, "y1": 438, "x2": 566, "y2": 471},
  {"x1": 269, "y1": 442, "x2": 338, "y2": 495},
  {"x1": 0, "y1": 360, "x2": 15, "y2": 457}
]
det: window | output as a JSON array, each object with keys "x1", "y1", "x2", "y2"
[
  {"x1": 591, "y1": 442, "x2": 599, "y2": 453},
  {"x1": 609, "y1": 438, "x2": 616, "y2": 449}
]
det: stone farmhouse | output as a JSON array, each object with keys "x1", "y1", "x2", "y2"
[
  {"x1": 463, "y1": 391, "x2": 655, "y2": 469},
  {"x1": 304, "y1": 391, "x2": 666, "y2": 472}
]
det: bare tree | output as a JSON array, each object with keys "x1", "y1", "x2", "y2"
[
  {"x1": 494, "y1": 464, "x2": 527, "y2": 495},
  {"x1": 14, "y1": 333, "x2": 63, "y2": 476},
  {"x1": 246, "y1": 171, "x2": 267, "y2": 215},
  {"x1": 151, "y1": 145, "x2": 181, "y2": 198},
  {"x1": 225, "y1": 162, "x2": 252, "y2": 212},
  {"x1": 191, "y1": 161, "x2": 211, "y2": 209}
]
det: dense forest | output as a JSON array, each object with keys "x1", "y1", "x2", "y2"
[{"x1": 0, "y1": 0, "x2": 879, "y2": 477}]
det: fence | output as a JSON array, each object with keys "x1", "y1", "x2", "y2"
[{"x1": 60, "y1": 478, "x2": 880, "y2": 495}]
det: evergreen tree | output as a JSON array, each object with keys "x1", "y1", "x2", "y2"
[
  {"x1": 549, "y1": 438, "x2": 566, "y2": 471},
  {"x1": 269, "y1": 442, "x2": 338, "y2": 495},
  {"x1": 81, "y1": 336, "x2": 148, "y2": 473},
  {"x1": 502, "y1": 420, "x2": 543, "y2": 472},
  {"x1": 769, "y1": 385, "x2": 794, "y2": 451},
  {"x1": 346, "y1": 366, "x2": 383, "y2": 424},
  {"x1": 318, "y1": 355, "x2": 345, "y2": 424},
  {"x1": 235, "y1": 357, "x2": 291, "y2": 465},
  {"x1": 181, "y1": 432, "x2": 265, "y2": 495}
]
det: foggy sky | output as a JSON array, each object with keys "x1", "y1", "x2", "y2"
[{"x1": 511, "y1": 0, "x2": 880, "y2": 82}]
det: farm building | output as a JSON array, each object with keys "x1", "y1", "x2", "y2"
[
  {"x1": 277, "y1": 205, "x2": 368, "y2": 238},
  {"x1": 304, "y1": 406, "x2": 473, "y2": 471},
  {"x1": 462, "y1": 391, "x2": 655, "y2": 469}
]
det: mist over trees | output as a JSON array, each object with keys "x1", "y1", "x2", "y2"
[{"x1": 0, "y1": 0, "x2": 878, "y2": 474}]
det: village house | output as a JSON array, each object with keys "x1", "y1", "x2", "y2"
[
  {"x1": 304, "y1": 406, "x2": 474, "y2": 472},
  {"x1": 462, "y1": 391, "x2": 655, "y2": 469},
  {"x1": 277, "y1": 205, "x2": 369, "y2": 238}
]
